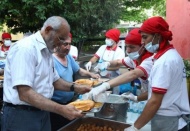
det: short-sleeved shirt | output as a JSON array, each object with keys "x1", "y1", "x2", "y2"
[
  {"x1": 94, "y1": 45, "x2": 125, "y2": 77},
  {"x1": 3, "y1": 31, "x2": 60, "y2": 105},
  {"x1": 122, "y1": 56, "x2": 153, "y2": 92},
  {"x1": 147, "y1": 47, "x2": 190, "y2": 129},
  {"x1": 69, "y1": 45, "x2": 78, "y2": 60},
  {"x1": 52, "y1": 54, "x2": 80, "y2": 103}
]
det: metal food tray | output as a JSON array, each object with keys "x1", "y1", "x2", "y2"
[{"x1": 58, "y1": 116, "x2": 131, "y2": 131}]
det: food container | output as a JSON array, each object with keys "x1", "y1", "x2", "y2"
[
  {"x1": 95, "y1": 94, "x2": 129, "y2": 122},
  {"x1": 58, "y1": 116, "x2": 131, "y2": 131}
]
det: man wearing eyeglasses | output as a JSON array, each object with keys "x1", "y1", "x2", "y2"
[
  {"x1": 1, "y1": 16, "x2": 92, "y2": 131},
  {"x1": 50, "y1": 32, "x2": 100, "y2": 131}
]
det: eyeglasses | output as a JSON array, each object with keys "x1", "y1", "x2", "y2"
[{"x1": 57, "y1": 36, "x2": 71, "y2": 46}]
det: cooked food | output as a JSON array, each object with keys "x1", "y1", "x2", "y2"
[
  {"x1": 77, "y1": 123, "x2": 121, "y2": 131},
  {"x1": 94, "y1": 102, "x2": 103, "y2": 108},
  {"x1": 75, "y1": 79, "x2": 100, "y2": 87},
  {"x1": 68, "y1": 100, "x2": 95, "y2": 111}
]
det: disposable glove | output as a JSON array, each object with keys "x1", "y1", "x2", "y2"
[
  {"x1": 94, "y1": 61, "x2": 110, "y2": 72},
  {"x1": 122, "y1": 92, "x2": 138, "y2": 102},
  {"x1": 124, "y1": 125, "x2": 139, "y2": 131},
  {"x1": 89, "y1": 82, "x2": 110, "y2": 102},
  {"x1": 85, "y1": 61, "x2": 92, "y2": 71}
]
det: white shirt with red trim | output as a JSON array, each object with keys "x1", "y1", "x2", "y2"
[
  {"x1": 123, "y1": 56, "x2": 153, "y2": 92},
  {"x1": 148, "y1": 49, "x2": 190, "y2": 129},
  {"x1": 69, "y1": 45, "x2": 78, "y2": 60},
  {"x1": 95, "y1": 45, "x2": 125, "y2": 77}
]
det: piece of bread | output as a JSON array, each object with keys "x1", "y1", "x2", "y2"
[
  {"x1": 0, "y1": 76, "x2": 4, "y2": 80},
  {"x1": 74, "y1": 79, "x2": 100, "y2": 87},
  {"x1": 68, "y1": 100, "x2": 95, "y2": 111},
  {"x1": 74, "y1": 79, "x2": 94, "y2": 86}
]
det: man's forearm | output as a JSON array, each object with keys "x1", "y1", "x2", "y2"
[
  {"x1": 53, "y1": 78, "x2": 72, "y2": 91},
  {"x1": 17, "y1": 85, "x2": 63, "y2": 114}
]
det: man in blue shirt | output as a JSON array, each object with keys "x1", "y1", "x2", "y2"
[{"x1": 50, "y1": 33, "x2": 100, "y2": 131}]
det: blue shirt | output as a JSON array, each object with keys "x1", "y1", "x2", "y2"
[{"x1": 52, "y1": 54, "x2": 80, "y2": 103}]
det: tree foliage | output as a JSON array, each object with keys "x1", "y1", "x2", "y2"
[
  {"x1": 122, "y1": 0, "x2": 166, "y2": 23},
  {"x1": 0, "y1": 0, "x2": 165, "y2": 40}
]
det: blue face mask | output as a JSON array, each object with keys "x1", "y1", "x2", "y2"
[
  {"x1": 126, "y1": 45, "x2": 144, "y2": 60},
  {"x1": 145, "y1": 35, "x2": 159, "y2": 53}
]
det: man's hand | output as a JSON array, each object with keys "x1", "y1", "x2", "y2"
[
  {"x1": 74, "y1": 84, "x2": 92, "y2": 94},
  {"x1": 122, "y1": 92, "x2": 138, "y2": 102},
  {"x1": 85, "y1": 61, "x2": 92, "y2": 71},
  {"x1": 90, "y1": 73, "x2": 101, "y2": 79},
  {"x1": 60, "y1": 104, "x2": 84, "y2": 120},
  {"x1": 124, "y1": 125, "x2": 139, "y2": 131}
]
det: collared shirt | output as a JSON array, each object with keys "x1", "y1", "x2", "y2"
[
  {"x1": 69, "y1": 45, "x2": 78, "y2": 60},
  {"x1": 3, "y1": 31, "x2": 60, "y2": 105},
  {"x1": 52, "y1": 54, "x2": 79, "y2": 103},
  {"x1": 122, "y1": 56, "x2": 153, "y2": 92},
  {"x1": 148, "y1": 48, "x2": 190, "y2": 129}
]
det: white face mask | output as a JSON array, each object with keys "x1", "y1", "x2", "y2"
[
  {"x1": 145, "y1": 35, "x2": 159, "y2": 53},
  {"x1": 105, "y1": 39, "x2": 113, "y2": 46},
  {"x1": 4, "y1": 40, "x2": 12, "y2": 46},
  {"x1": 126, "y1": 45, "x2": 143, "y2": 60}
]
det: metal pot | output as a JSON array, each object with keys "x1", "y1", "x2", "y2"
[{"x1": 95, "y1": 94, "x2": 129, "y2": 122}]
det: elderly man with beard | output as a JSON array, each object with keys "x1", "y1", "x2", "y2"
[
  {"x1": 1, "y1": 16, "x2": 91, "y2": 131},
  {"x1": 50, "y1": 33, "x2": 100, "y2": 131}
]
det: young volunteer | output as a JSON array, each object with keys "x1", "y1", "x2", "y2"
[
  {"x1": 94, "y1": 28, "x2": 153, "y2": 101},
  {"x1": 86, "y1": 16, "x2": 190, "y2": 131},
  {"x1": 0, "y1": 32, "x2": 12, "y2": 58},
  {"x1": 85, "y1": 28, "x2": 125, "y2": 94},
  {"x1": 68, "y1": 33, "x2": 78, "y2": 60}
]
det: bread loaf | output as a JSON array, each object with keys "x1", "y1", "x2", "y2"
[
  {"x1": 74, "y1": 79, "x2": 100, "y2": 87},
  {"x1": 69, "y1": 100, "x2": 95, "y2": 111}
]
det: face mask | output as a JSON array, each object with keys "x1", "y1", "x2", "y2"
[
  {"x1": 105, "y1": 39, "x2": 113, "y2": 46},
  {"x1": 145, "y1": 35, "x2": 159, "y2": 53},
  {"x1": 126, "y1": 45, "x2": 143, "y2": 60},
  {"x1": 4, "y1": 40, "x2": 12, "y2": 46}
]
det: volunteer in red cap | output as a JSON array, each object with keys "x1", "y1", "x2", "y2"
[
  {"x1": 124, "y1": 16, "x2": 190, "y2": 131},
  {"x1": 68, "y1": 33, "x2": 78, "y2": 60},
  {"x1": 93, "y1": 28, "x2": 153, "y2": 101},
  {"x1": 0, "y1": 32, "x2": 12, "y2": 57},
  {"x1": 85, "y1": 28, "x2": 125, "y2": 94}
]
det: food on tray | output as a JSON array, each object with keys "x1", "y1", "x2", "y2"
[
  {"x1": 74, "y1": 79, "x2": 100, "y2": 87},
  {"x1": 94, "y1": 102, "x2": 103, "y2": 108},
  {"x1": 68, "y1": 100, "x2": 95, "y2": 111},
  {"x1": 77, "y1": 124, "x2": 121, "y2": 131}
]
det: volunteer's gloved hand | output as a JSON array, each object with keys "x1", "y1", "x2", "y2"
[
  {"x1": 124, "y1": 125, "x2": 139, "y2": 131},
  {"x1": 89, "y1": 82, "x2": 110, "y2": 101},
  {"x1": 85, "y1": 61, "x2": 92, "y2": 71},
  {"x1": 122, "y1": 92, "x2": 138, "y2": 102},
  {"x1": 102, "y1": 61, "x2": 110, "y2": 69},
  {"x1": 94, "y1": 61, "x2": 110, "y2": 72}
]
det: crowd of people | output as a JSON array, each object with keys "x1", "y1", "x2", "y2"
[{"x1": 0, "y1": 15, "x2": 189, "y2": 131}]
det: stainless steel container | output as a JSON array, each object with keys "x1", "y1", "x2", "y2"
[
  {"x1": 95, "y1": 94, "x2": 129, "y2": 122},
  {"x1": 58, "y1": 116, "x2": 131, "y2": 131}
]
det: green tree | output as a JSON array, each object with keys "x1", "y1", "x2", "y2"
[
  {"x1": 122, "y1": 0, "x2": 166, "y2": 23},
  {"x1": 0, "y1": 0, "x2": 124, "y2": 39},
  {"x1": 0, "y1": 0, "x2": 165, "y2": 40}
]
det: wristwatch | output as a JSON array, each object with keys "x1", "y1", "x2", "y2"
[{"x1": 70, "y1": 83, "x2": 75, "y2": 91}]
